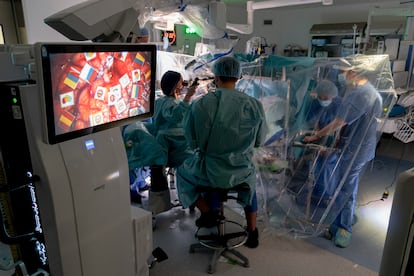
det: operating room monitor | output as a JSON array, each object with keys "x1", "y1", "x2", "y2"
[{"x1": 35, "y1": 43, "x2": 156, "y2": 144}]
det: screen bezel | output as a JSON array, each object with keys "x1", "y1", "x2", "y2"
[{"x1": 37, "y1": 43, "x2": 156, "y2": 145}]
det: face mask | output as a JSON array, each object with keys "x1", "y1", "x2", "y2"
[
  {"x1": 318, "y1": 99, "x2": 332, "y2": 107},
  {"x1": 338, "y1": 72, "x2": 347, "y2": 84}
]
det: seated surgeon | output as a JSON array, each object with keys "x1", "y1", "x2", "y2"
[
  {"x1": 123, "y1": 121, "x2": 167, "y2": 204},
  {"x1": 149, "y1": 71, "x2": 196, "y2": 214},
  {"x1": 176, "y1": 56, "x2": 268, "y2": 248}
]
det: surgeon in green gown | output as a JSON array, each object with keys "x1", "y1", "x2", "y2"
[
  {"x1": 176, "y1": 56, "x2": 267, "y2": 248},
  {"x1": 148, "y1": 70, "x2": 197, "y2": 214},
  {"x1": 153, "y1": 71, "x2": 197, "y2": 169}
]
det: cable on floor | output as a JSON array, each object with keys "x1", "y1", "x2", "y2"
[{"x1": 357, "y1": 140, "x2": 406, "y2": 208}]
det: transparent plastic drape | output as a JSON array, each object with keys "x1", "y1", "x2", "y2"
[
  {"x1": 126, "y1": 50, "x2": 396, "y2": 238},
  {"x1": 134, "y1": 0, "x2": 226, "y2": 39},
  {"x1": 237, "y1": 54, "x2": 396, "y2": 238}
]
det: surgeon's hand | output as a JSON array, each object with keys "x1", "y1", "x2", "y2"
[
  {"x1": 183, "y1": 81, "x2": 197, "y2": 103},
  {"x1": 303, "y1": 133, "x2": 319, "y2": 143}
]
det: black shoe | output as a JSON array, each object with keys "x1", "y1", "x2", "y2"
[
  {"x1": 244, "y1": 228, "x2": 259, "y2": 248},
  {"x1": 195, "y1": 211, "x2": 219, "y2": 228}
]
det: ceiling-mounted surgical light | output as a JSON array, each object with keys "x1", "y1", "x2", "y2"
[
  {"x1": 322, "y1": 0, "x2": 334, "y2": 5},
  {"x1": 251, "y1": 0, "x2": 333, "y2": 10}
]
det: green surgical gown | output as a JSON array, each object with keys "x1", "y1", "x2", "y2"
[
  {"x1": 123, "y1": 122, "x2": 168, "y2": 169},
  {"x1": 153, "y1": 96, "x2": 193, "y2": 167},
  {"x1": 177, "y1": 88, "x2": 267, "y2": 208}
]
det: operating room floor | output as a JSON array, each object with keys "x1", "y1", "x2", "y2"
[
  {"x1": 0, "y1": 136, "x2": 412, "y2": 276},
  {"x1": 148, "y1": 135, "x2": 414, "y2": 276}
]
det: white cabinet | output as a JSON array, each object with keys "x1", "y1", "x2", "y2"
[{"x1": 309, "y1": 22, "x2": 367, "y2": 58}]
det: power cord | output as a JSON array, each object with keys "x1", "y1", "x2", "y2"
[
  {"x1": 357, "y1": 139, "x2": 406, "y2": 208},
  {"x1": 357, "y1": 198, "x2": 383, "y2": 207},
  {"x1": 381, "y1": 190, "x2": 389, "y2": 200},
  {"x1": 379, "y1": 141, "x2": 405, "y2": 202}
]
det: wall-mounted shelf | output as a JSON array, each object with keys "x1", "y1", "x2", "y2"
[{"x1": 308, "y1": 22, "x2": 366, "y2": 57}]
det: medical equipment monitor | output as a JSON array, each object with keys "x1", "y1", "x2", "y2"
[{"x1": 36, "y1": 43, "x2": 156, "y2": 144}]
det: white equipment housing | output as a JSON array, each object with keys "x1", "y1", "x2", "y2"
[{"x1": 0, "y1": 44, "x2": 153, "y2": 276}]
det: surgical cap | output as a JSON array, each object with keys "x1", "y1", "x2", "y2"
[
  {"x1": 161, "y1": 71, "x2": 181, "y2": 96},
  {"x1": 337, "y1": 65, "x2": 365, "y2": 73},
  {"x1": 334, "y1": 58, "x2": 371, "y2": 74},
  {"x1": 212, "y1": 56, "x2": 241, "y2": 78},
  {"x1": 139, "y1": 28, "x2": 149, "y2": 37},
  {"x1": 315, "y1": 80, "x2": 338, "y2": 97},
  {"x1": 333, "y1": 57, "x2": 353, "y2": 71}
]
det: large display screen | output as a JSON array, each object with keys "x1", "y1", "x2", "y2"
[{"x1": 38, "y1": 43, "x2": 156, "y2": 144}]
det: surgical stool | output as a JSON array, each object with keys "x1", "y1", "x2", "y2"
[{"x1": 189, "y1": 184, "x2": 250, "y2": 274}]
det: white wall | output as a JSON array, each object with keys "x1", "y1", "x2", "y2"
[
  {"x1": 226, "y1": 0, "x2": 408, "y2": 54},
  {"x1": 21, "y1": 0, "x2": 85, "y2": 43},
  {"x1": 20, "y1": 0, "x2": 411, "y2": 52}
]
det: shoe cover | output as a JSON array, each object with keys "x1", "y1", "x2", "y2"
[{"x1": 334, "y1": 228, "x2": 351, "y2": 248}]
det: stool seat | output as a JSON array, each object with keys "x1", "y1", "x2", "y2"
[
  {"x1": 195, "y1": 183, "x2": 251, "y2": 204},
  {"x1": 195, "y1": 183, "x2": 251, "y2": 193},
  {"x1": 189, "y1": 183, "x2": 250, "y2": 274}
]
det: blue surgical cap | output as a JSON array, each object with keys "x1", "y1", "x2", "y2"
[
  {"x1": 212, "y1": 56, "x2": 241, "y2": 78},
  {"x1": 315, "y1": 79, "x2": 338, "y2": 97},
  {"x1": 139, "y1": 28, "x2": 149, "y2": 37}
]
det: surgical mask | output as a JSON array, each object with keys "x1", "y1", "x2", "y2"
[
  {"x1": 318, "y1": 99, "x2": 332, "y2": 107},
  {"x1": 338, "y1": 72, "x2": 347, "y2": 84}
]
